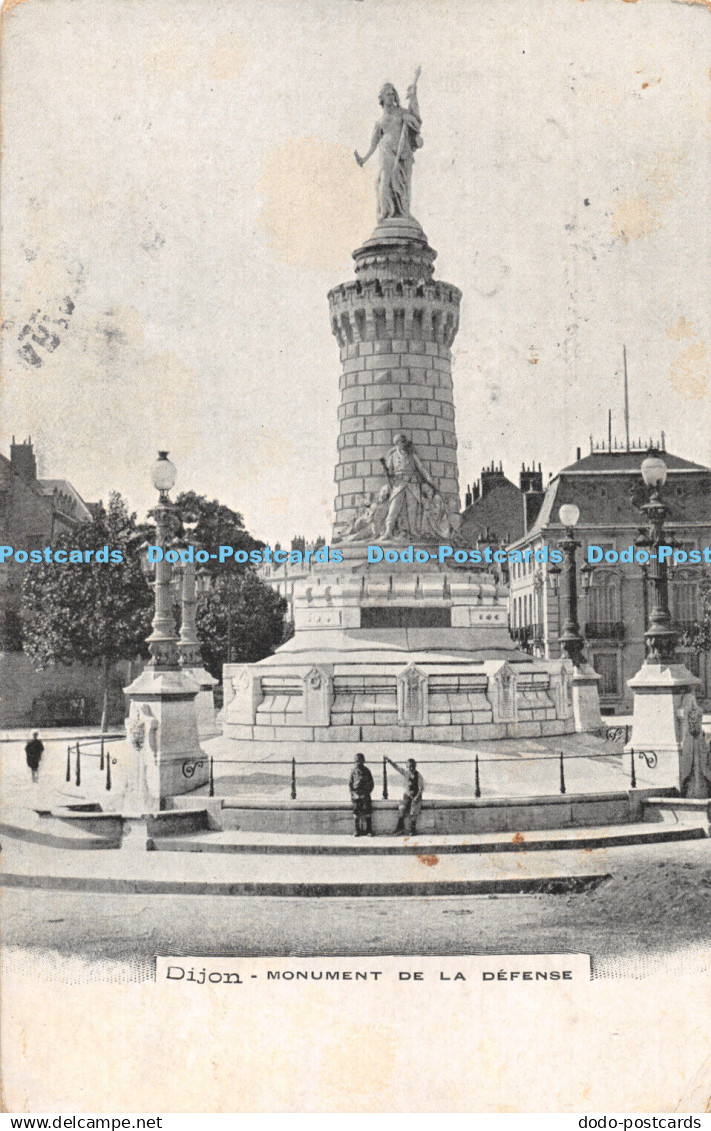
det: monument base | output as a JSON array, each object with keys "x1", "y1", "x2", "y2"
[
  {"x1": 123, "y1": 667, "x2": 210, "y2": 803},
  {"x1": 625, "y1": 661, "x2": 700, "y2": 789},
  {"x1": 225, "y1": 559, "x2": 576, "y2": 742}
]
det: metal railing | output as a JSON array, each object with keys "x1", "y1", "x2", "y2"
[
  {"x1": 60, "y1": 732, "x2": 655, "y2": 801},
  {"x1": 585, "y1": 621, "x2": 625, "y2": 640},
  {"x1": 178, "y1": 746, "x2": 657, "y2": 802},
  {"x1": 65, "y1": 734, "x2": 122, "y2": 792}
]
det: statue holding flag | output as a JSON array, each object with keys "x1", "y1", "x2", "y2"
[{"x1": 355, "y1": 68, "x2": 423, "y2": 223}]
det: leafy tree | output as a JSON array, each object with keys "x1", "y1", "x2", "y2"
[
  {"x1": 196, "y1": 571, "x2": 290, "y2": 679},
  {"x1": 21, "y1": 493, "x2": 153, "y2": 730},
  {"x1": 157, "y1": 491, "x2": 263, "y2": 576}
]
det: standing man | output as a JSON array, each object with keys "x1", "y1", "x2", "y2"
[
  {"x1": 386, "y1": 756, "x2": 424, "y2": 835},
  {"x1": 349, "y1": 753, "x2": 375, "y2": 837},
  {"x1": 383, "y1": 433, "x2": 435, "y2": 540},
  {"x1": 25, "y1": 731, "x2": 44, "y2": 784}
]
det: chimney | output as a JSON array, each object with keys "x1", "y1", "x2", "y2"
[
  {"x1": 10, "y1": 437, "x2": 37, "y2": 483},
  {"x1": 576, "y1": 446, "x2": 581, "y2": 462},
  {"x1": 523, "y1": 486, "x2": 545, "y2": 533},
  {"x1": 519, "y1": 462, "x2": 543, "y2": 495},
  {"x1": 464, "y1": 485, "x2": 473, "y2": 508},
  {"x1": 480, "y1": 462, "x2": 507, "y2": 499}
]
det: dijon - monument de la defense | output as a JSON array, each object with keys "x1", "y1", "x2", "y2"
[{"x1": 222, "y1": 71, "x2": 584, "y2": 747}]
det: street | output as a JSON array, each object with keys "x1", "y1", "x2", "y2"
[{"x1": 2, "y1": 838, "x2": 709, "y2": 976}]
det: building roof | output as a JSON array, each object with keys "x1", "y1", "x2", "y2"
[
  {"x1": 460, "y1": 479, "x2": 525, "y2": 544},
  {"x1": 559, "y1": 450, "x2": 710, "y2": 474},
  {"x1": 510, "y1": 448, "x2": 711, "y2": 545},
  {"x1": 36, "y1": 479, "x2": 92, "y2": 522}
]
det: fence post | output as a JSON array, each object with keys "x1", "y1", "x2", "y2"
[
  {"x1": 382, "y1": 757, "x2": 388, "y2": 800},
  {"x1": 65, "y1": 745, "x2": 71, "y2": 783},
  {"x1": 475, "y1": 754, "x2": 481, "y2": 799},
  {"x1": 99, "y1": 736, "x2": 105, "y2": 772},
  {"x1": 629, "y1": 748, "x2": 636, "y2": 790},
  {"x1": 209, "y1": 756, "x2": 215, "y2": 798},
  {"x1": 291, "y1": 757, "x2": 297, "y2": 800},
  {"x1": 75, "y1": 742, "x2": 81, "y2": 788},
  {"x1": 105, "y1": 748, "x2": 112, "y2": 791},
  {"x1": 559, "y1": 750, "x2": 566, "y2": 795}
]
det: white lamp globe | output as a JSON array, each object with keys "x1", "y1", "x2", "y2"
[
  {"x1": 641, "y1": 455, "x2": 667, "y2": 490},
  {"x1": 559, "y1": 503, "x2": 580, "y2": 527},
  {"x1": 152, "y1": 451, "x2": 177, "y2": 494}
]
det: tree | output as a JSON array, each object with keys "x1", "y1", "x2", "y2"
[
  {"x1": 167, "y1": 491, "x2": 263, "y2": 577},
  {"x1": 196, "y1": 571, "x2": 290, "y2": 679},
  {"x1": 21, "y1": 493, "x2": 153, "y2": 730}
]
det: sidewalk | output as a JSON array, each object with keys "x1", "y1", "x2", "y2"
[{"x1": 0, "y1": 831, "x2": 613, "y2": 897}]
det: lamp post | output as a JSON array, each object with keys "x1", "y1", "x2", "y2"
[
  {"x1": 640, "y1": 455, "x2": 677, "y2": 663},
  {"x1": 123, "y1": 452, "x2": 208, "y2": 807},
  {"x1": 557, "y1": 503, "x2": 585, "y2": 667},
  {"x1": 547, "y1": 503, "x2": 603, "y2": 734},
  {"x1": 146, "y1": 452, "x2": 180, "y2": 670},
  {"x1": 176, "y1": 520, "x2": 200, "y2": 669},
  {"x1": 625, "y1": 453, "x2": 699, "y2": 788}
]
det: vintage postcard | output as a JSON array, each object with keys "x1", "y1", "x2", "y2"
[{"x1": 1, "y1": 0, "x2": 710, "y2": 1115}]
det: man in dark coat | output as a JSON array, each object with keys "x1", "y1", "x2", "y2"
[
  {"x1": 25, "y1": 732, "x2": 44, "y2": 783},
  {"x1": 349, "y1": 753, "x2": 375, "y2": 837}
]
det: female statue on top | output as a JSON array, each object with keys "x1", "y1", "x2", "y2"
[{"x1": 355, "y1": 68, "x2": 423, "y2": 222}]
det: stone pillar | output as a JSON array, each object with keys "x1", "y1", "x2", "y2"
[
  {"x1": 626, "y1": 661, "x2": 700, "y2": 788},
  {"x1": 571, "y1": 663, "x2": 604, "y2": 733},
  {"x1": 123, "y1": 494, "x2": 208, "y2": 806},
  {"x1": 328, "y1": 229, "x2": 462, "y2": 540},
  {"x1": 178, "y1": 561, "x2": 219, "y2": 740}
]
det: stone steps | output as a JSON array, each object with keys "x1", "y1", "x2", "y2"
[
  {"x1": 0, "y1": 809, "x2": 120, "y2": 850},
  {"x1": 147, "y1": 821, "x2": 707, "y2": 856}
]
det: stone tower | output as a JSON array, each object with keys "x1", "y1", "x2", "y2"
[
  {"x1": 223, "y1": 75, "x2": 576, "y2": 747},
  {"x1": 328, "y1": 232, "x2": 462, "y2": 540}
]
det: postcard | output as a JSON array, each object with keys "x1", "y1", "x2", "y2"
[{"x1": 1, "y1": 0, "x2": 710, "y2": 1115}]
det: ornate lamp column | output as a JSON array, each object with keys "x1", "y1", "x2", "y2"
[
  {"x1": 553, "y1": 503, "x2": 603, "y2": 733},
  {"x1": 146, "y1": 453, "x2": 180, "y2": 670},
  {"x1": 123, "y1": 453, "x2": 209, "y2": 808},
  {"x1": 639, "y1": 455, "x2": 677, "y2": 662},
  {"x1": 177, "y1": 521, "x2": 219, "y2": 739},
  {"x1": 627, "y1": 454, "x2": 699, "y2": 787}
]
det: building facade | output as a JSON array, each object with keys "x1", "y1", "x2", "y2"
[
  {"x1": 508, "y1": 441, "x2": 711, "y2": 714},
  {"x1": 0, "y1": 438, "x2": 123, "y2": 727},
  {"x1": 459, "y1": 461, "x2": 543, "y2": 548}
]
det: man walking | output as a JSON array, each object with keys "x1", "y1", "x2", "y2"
[
  {"x1": 386, "y1": 756, "x2": 424, "y2": 835},
  {"x1": 349, "y1": 753, "x2": 375, "y2": 837},
  {"x1": 25, "y1": 731, "x2": 44, "y2": 784}
]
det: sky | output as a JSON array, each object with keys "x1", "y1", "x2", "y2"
[{"x1": 1, "y1": 0, "x2": 710, "y2": 544}]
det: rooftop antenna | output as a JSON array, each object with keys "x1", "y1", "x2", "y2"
[{"x1": 623, "y1": 345, "x2": 630, "y2": 451}]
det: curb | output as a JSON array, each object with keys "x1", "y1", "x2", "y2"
[
  {"x1": 146, "y1": 825, "x2": 708, "y2": 856},
  {"x1": 0, "y1": 872, "x2": 612, "y2": 898}
]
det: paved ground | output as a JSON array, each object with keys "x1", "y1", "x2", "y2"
[
  {"x1": 1, "y1": 725, "x2": 650, "y2": 811},
  {"x1": 2, "y1": 838, "x2": 709, "y2": 976}
]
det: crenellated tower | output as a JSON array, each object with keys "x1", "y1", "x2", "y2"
[{"x1": 328, "y1": 230, "x2": 462, "y2": 539}]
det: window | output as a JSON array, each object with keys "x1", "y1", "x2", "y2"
[
  {"x1": 672, "y1": 571, "x2": 698, "y2": 632},
  {"x1": 593, "y1": 652, "x2": 619, "y2": 696},
  {"x1": 586, "y1": 569, "x2": 621, "y2": 637}
]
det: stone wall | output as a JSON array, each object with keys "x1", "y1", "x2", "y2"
[{"x1": 328, "y1": 261, "x2": 462, "y2": 537}]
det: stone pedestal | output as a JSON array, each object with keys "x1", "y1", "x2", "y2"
[
  {"x1": 626, "y1": 661, "x2": 700, "y2": 788},
  {"x1": 123, "y1": 667, "x2": 209, "y2": 807},
  {"x1": 571, "y1": 663, "x2": 604, "y2": 734},
  {"x1": 184, "y1": 665, "x2": 220, "y2": 739}
]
